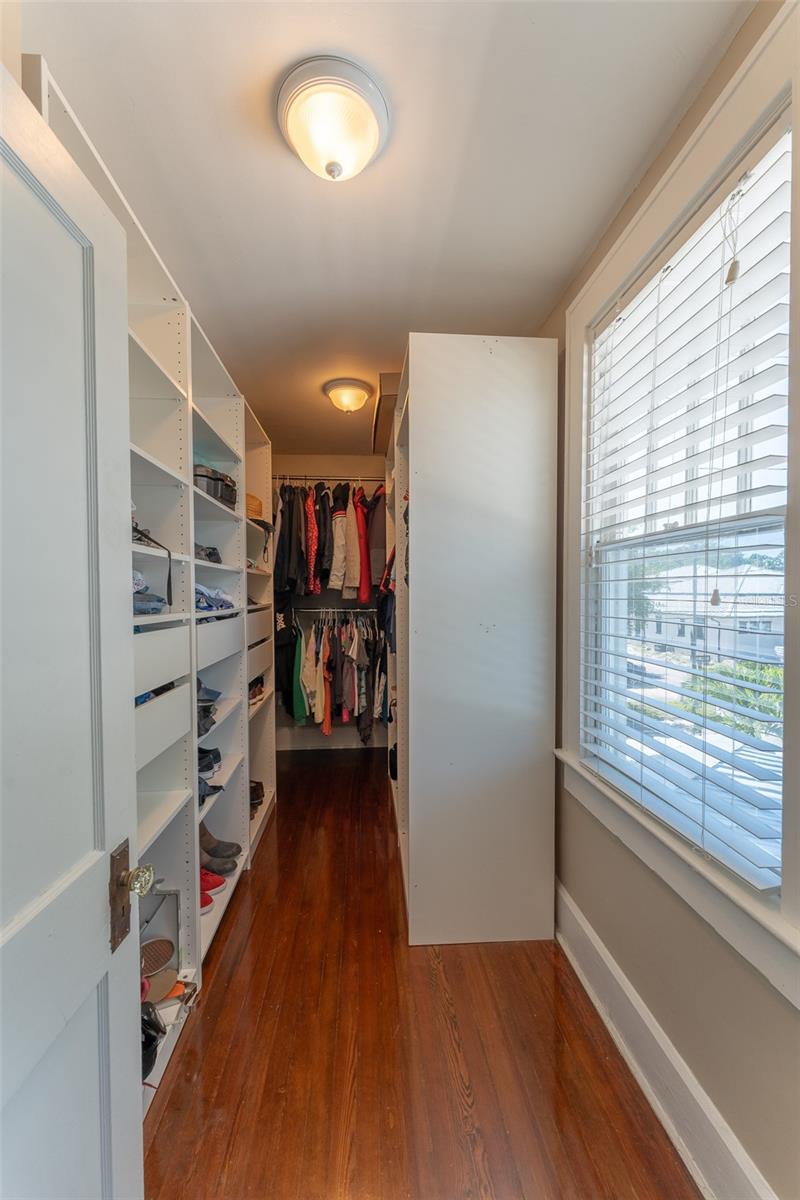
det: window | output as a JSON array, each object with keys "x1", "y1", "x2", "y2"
[{"x1": 580, "y1": 128, "x2": 791, "y2": 894}]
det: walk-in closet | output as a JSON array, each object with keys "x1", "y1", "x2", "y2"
[{"x1": 3, "y1": 4, "x2": 798, "y2": 1199}]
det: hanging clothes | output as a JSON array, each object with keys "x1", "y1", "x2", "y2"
[
  {"x1": 272, "y1": 485, "x2": 283, "y2": 566},
  {"x1": 343, "y1": 491, "x2": 360, "y2": 599},
  {"x1": 353, "y1": 486, "x2": 372, "y2": 604},
  {"x1": 273, "y1": 483, "x2": 291, "y2": 592},
  {"x1": 305, "y1": 487, "x2": 321, "y2": 595},
  {"x1": 315, "y1": 483, "x2": 333, "y2": 589},
  {"x1": 301, "y1": 628, "x2": 317, "y2": 713},
  {"x1": 285, "y1": 486, "x2": 307, "y2": 595},
  {"x1": 292, "y1": 624, "x2": 308, "y2": 725},
  {"x1": 274, "y1": 594, "x2": 296, "y2": 715},
  {"x1": 283, "y1": 610, "x2": 387, "y2": 742},
  {"x1": 314, "y1": 621, "x2": 326, "y2": 724},
  {"x1": 378, "y1": 546, "x2": 396, "y2": 653},
  {"x1": 367, "y1": 483, "x2": 386, "y2": 585},
  {"x1": 328, "y1": 482, "x2": 349, "y2": 590},
  {"x1": 321, "y1": 626, "x2": 333, "y2": 736}
]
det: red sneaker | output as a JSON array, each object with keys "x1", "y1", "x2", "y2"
[
  {"x1": 200, "y1": 867, "x2": 227, "y2": 896},
  {"x1": 200, "y1": 891, "x2": 215, "y2": 913}
]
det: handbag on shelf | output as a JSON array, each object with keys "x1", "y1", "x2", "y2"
[{"x1": 194, "y1": 464, "x2": 237, "y2": 510}]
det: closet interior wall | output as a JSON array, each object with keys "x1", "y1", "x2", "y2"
[
  {"x1": 272, "y1": 454, "x2": 389, "y2": 752},
  {"x1": 21, "y1": 55, "x2": 276, "y2": 1118}
]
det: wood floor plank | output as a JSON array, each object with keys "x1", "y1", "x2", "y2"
[{"x1": 144, "y1": 749, "x2": 701, "y2": 1200}]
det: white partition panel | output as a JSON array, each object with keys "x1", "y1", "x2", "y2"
[{"x1": 401, "y1": 333, "x2": 557, "y2": 944}]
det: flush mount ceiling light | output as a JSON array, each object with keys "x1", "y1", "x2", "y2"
[
  {"x1": 277, "y1": 56, "x2": 390, "y2": 182},
  {"x1": 324, "y1": 378, "x2": 373, "y2": 414}
]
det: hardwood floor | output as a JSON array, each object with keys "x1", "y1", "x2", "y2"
[{"x1": 144, "y1": 749, "x2": 700, "y2": 1200}]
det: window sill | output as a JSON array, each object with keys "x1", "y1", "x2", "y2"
[{"x1": 555, "y1": 747, "x2": 800, "y2": 1008}]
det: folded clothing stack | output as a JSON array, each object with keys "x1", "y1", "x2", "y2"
[
  {"x1": 133, "y1": 568, "x2": 167, "y2": 615},
  {"x1": 195, "y1": 583, "x2": 235, "y2": 612},
  {"x1": 135, "y1": 681, "x2": 175, "y2": 708}
]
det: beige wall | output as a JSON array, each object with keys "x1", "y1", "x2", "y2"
[
  {"x1": 540, "y1": 5, "x2": 800, "y2": 1197},
  {"x1": 1, "y1": 0, "x2": 22, "y2": 83}
]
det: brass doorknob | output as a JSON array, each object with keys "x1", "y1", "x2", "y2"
[{"x1": 121, "y1": 864, "x2": 155, "y2": 896}]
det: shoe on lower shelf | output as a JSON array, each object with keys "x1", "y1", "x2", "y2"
[
  {"x1": 200, "y1": 891, "x2": 214, "y2": 913},
  {"x1": 200, "y1": 847, "x2": 238, "y2": 875},
  {"x1": 199, "y1": 820, "x2": 242, "y2": 859},
  {"x1": 200, "y1": 866, "x2": 227, "y2": 896}
]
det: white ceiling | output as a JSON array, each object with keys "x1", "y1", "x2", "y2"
[{"x1": 23, "y1": 1, "x2": 750, "y2": 452}]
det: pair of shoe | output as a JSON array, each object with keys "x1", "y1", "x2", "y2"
[
  {"x1": 198, "y1": 776, "x2": 223, "y2": 809},
  {"x1": 199, "y1": 822, "x2": 242, "y2": 899},
  {"x1": 249, "y1": 778, "x2": 265, "y2": 819},
  {"x1": 200, "y1": 866, "x2": 226, "y2": 912},
  {"x1": 249, "y1": 675, "x2": 265, "y2": 705},
  {"x1": 198, "y1": 746, "x2": 222, "y2": 779},
  {"x1": 199, "y1": 816, "x2": 242, "y2": 912}
]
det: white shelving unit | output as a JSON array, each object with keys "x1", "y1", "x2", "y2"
[
  {"x1": 244, "y1": 403, "x2": 277, "y2": 854},
  {"x1": 23, "y1": 53, "x2": 276, "y2": 1122},
  {"x1": 389, "y1": 334, "x2": 557, "y2": 947}
]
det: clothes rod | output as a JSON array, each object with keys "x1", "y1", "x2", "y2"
[
  {"x1": 294, "y1": 607, "x2": 378, "y2": 613},
  {"x1": 276, "y1": 475, "x2": 385, "y2": 484}
]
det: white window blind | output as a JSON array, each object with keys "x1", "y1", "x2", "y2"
[{"x1": 581, "y1": 128, "x2": 791, "y2": 892}]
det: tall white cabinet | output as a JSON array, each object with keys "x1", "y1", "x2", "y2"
[
  {"x1": 245, "y1": 403, "x2": 277, "y2": 851},
  {"x1": 389, "y1": 333, "x2": 557, "y2": 945},
  {"x1": 22, "y1": 56, "x2": 276, "y2": 1117}
]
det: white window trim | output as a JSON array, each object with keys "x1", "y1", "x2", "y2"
[{"x1": 561, "y1": 3, "x2": 800, "y2": 1002}]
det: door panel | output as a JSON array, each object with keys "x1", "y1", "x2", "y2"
[
  {"x1": 2, "y1": 987, "x2": 107, "y2": 1200},
  {"x1": 1, "y1": 155, "x2": 97, "y2": 915},
  {"x1": 1, "y1": 67, "x2": 143, "y2": 1199}
]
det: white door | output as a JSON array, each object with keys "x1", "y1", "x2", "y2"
[{"x1": 1, "y1": 68, "x2": 143, "y2": 1199}]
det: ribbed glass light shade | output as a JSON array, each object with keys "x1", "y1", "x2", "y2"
[
  {"x1": 278, "y1": 57, "x2": 389, "y2": 183},
  {"x1": 324, "y1": 379, "x2": 371, "y2": 412},
  {"x1": 285, "y1": 84, "x2": 380, "y2": 182}
]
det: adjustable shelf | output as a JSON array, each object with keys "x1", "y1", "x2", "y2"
[
  {"x1": 193, "y1": 486, "x2": 243, "y2": 522},
  {"x1": 132, "y1": 612, "x2": 192, "y2": 627},
  {"x1": 138, "y1": 788, "x2": 193, "y2": 855},
  {"x1": 129, "y1": 327, "x2": 187, "y2": 403},
  {"x1": 194, "y1": 559, "x2": 243, "y2": 573},
  {"x1": 131, "y1": 443, "x2": 189, "y2": 489},
  {"x1": 192, "y1": 403, "x2": 242, "y2": 466},
  {"x1": 133, "y1": 544, "x2": 190, "y2": 565}
]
